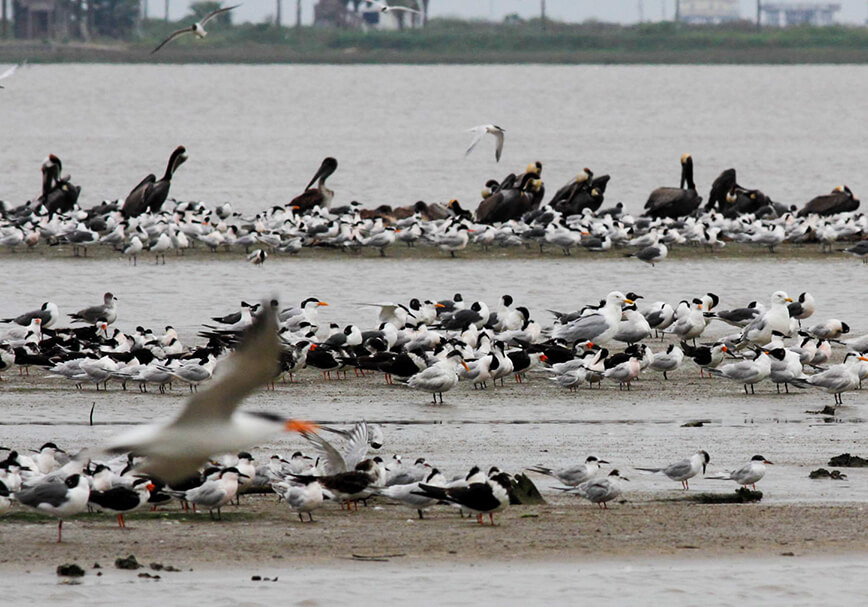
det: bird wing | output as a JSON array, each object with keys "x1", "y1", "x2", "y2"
[
  {"x1": 389, "y1": 6, "x2": 421, "y2": 13},
  {"x1": 173, "y1": 302, "x2": 278, "y2": 425},
  {"x1": 201, "y1": 3, "x2": 241, "y2": 25},
  {"x1": 151, "y1": 26, "x2": 195, "y2": 54},
  {"x1": 341, "y1": 422, "x2": 370, "y2": 470},
  {"x1": 493, "y1": 128, "x2": 505, "y2": 162},
  {"x1": 366, "y1": 0, "x2": 387, "y2": 9},
  {"x1": 0, "y1": 62, "x2": 21, "y2": 81},
  {"x1": 663, "y1": 459, "x2": 692, "y2": 478},
  {"x1": 301, "y1": 431, "x2": 347, "y2": 474},
  {"x1": 464, "y1": 126, "x2": 487, "y2": 157}
]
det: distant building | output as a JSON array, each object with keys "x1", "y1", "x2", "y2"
[
  {"x1": 12, "y1": 0, "x2": 73, "y2": 39},
  {"x1": 760, "y1": 3, "x2": 841, "y2": 27},
  {"x1": 680, "y1": 0, "x2": 741, "y2": 24}
]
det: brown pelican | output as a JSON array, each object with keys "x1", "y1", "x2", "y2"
[
  {"x1": 291, "y1": 157, "x2": 338, "y2": 213},
  {"x1": 151, "y1": 4, "x2": 241, "y2": 54},
  {"x1": 39, "y1": 155, "x2": 81, "y2": 216},
  {"x1": 121, "y1": 146, "x2": 188, "y2": 218},
  {"x1": 475, "y1": 172, "x2": 541, "y2": 224},
  {"x1": 643, "y1": 154, "x2": 702, "y2": 219},
  {"x1": 798, "y1": 186, "x2": 859, "y2": 217}
]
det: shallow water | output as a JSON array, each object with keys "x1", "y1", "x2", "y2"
[
  {"x1": 2, "y1": 65, "x2": 868, "y2": 215},
  {"x1": 5, "y1": 555, "x2": 867, "y2": 606}
]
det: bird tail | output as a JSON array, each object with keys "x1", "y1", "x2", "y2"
[
  {"x1": 411, "y1": 483, "x2": 448, "y2": 501},
  {"x1": 706, "y1": 368, "x2": 723, "y2": 377},
  {"x1": 525, "y1": 466, "x2": 554, "y2": 477},
  {"x1": 634, "y1": 467, "x2": 664, "y2": 474},
  {"x1": 703, "y1": 472, "x2": 732, "y2": 480}
]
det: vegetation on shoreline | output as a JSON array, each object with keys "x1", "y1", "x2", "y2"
[{"x1": 3, "y1": 19, "x2": 868, "y2": 63}]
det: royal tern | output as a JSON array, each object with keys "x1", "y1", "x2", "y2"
[
  {"x1": 636, "y1": 450, "x2": 709, "y2": 490},
  {"x1": 151, "y1": 4, "x2": 241, "y2": 54},
  {"x1": 405, "y1": 351, "x2": 469, "y2": 403},
  {"x1": 104, "y1": 303, "x2": 317, "y2": 482},
  {"x1": 465, "y1": 125, "x2": 505, "y2": 162},
  {"x1": 552, "y1": 291, "x2": 633, "y2": 345}
]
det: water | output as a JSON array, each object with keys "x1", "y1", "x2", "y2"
[
  {"x1": 2, "y1": 65, "x2": 868, "y2": 215},
  {"x1": 4, "y1": 555, "x2": 866, "y2": 606}
]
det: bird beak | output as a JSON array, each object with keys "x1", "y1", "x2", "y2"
[
  {"x1": 238, "y1": 473, "x2": 250, "y2": 479},
  {"x1": 624, "y1": 299, "x2": 634, "y2": 305},
  {"x1": 785, "y1": 298, "x2": 793, "y2": 302},
  {"x1": 621, "y1": 477, "x2": 630, "y2": 482},
  {"x1": 317, "y1": 302, "x2": 329, "y2": 307},
  {"x1": 435, "y1": 303, "x2": 445, "y2": 308},
  {"x1": 764, "y1": 460, "x2": 774, "y2": 465},
  {"x1": 702, "y1": 464, "x2": 707, "y2": 475},
  {"x1": 461, "y1": 361, "x2": 470, "y2": 372},
  {"x1": 146, "y1": 483, "x2": 155, "y2": 492},
  {"x1": 286, "y1": 419, "x2": 319, "y2": 434},
  {"x1": 598, "y1": 460, "x2": 610, "y2": 465},
  {"x1": 721, "y1": 346, "x2": 728, "y2": 352},
  {"x1": 540, "y1": 354, "x2": 548, "y2": 362}
]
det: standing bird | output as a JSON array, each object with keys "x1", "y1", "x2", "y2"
[
  {"x1": 69, "y1": 292, "x2": 118, "y2": 325},
  {"x1": 465, "y1": 125, "x2": 505, "y2": 162},
  {"x1": 705, "y1": 455, "x2": 772, "y2": 490},
  {"x1": 88, "y1": 478, "x2": 155, "y2": 528},
  {"x1": 527, "y1": 456, "x2": 608, "y2": 487},
  {"x1": 291, "y1": 157, "x2": 338, "y2": 212},
  {"x1": 150, "y1": 4, "x2": 241, "y2": 54},
  {"x1": 636, "y1": 450, "x2": 710, "y2": 490},
  {"x1": 121, "y1": 146, "x2": 188, "y2": 217},
  {"x1": 14, "y1": 474, "x2": 90, "y2": 542},
  {"x1": 103, "y1": 303, "x2": 318, "y2": 483},
  {"x1": 413, "y1": 471, "x2": 512, "y2": 525},
  {"x1": 563, "y1": 469, "x2": 628, "y2": 509},
  {"x1": 643, "y1": 154, "x2": 702, "y2": 219}
]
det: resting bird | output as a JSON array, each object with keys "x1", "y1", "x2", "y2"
[
  {"x1": 643, "y1": 154, "x2": 702, "y2": 219},
  {"x1": 121, "y1": 146, "x2": 188, "y2": 217},
  {"x1": 798, "y1": 186, "x2": 859, "y2": 217}
]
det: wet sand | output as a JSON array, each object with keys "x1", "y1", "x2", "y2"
[{"x1": 1, "y1": 492, "x2": 866, "y2": 572}]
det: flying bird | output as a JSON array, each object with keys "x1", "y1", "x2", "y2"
[
  {"x1": 0, "y1": 61, "x2": 24, "y2": 88},
  {"x1": 366, "y1": 0, "x2": 421, "y2": 14},
  {"x1": 103, "y1": 301, "x2": 318, "y2": 482},
  {"x1": 151, "y1": 4, "x2": 241, "y2": 55},
  {"x1": 465, "y1": 125, "x2": 505, "y2": 162}
]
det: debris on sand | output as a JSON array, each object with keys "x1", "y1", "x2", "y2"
[
  {"x1": 809, "y1": 468, "x2": 847, "y2": 479},
  {"x1": 57, "y1": 563, "x2": 85, "y2": 577},
  {"x1": 115, "y1": 555, "x2": 141, "y2": 570},
  {"x1": 689, "y1": 488, "x2": 763, "y2": 504},
  {"x1": 828, "y1": 453, "x2": 868, "y2": 468}
]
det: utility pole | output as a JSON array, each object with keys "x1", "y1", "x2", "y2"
[
  {"x1": 541, "y1": 0, "x2": 546, "y2": 30},
  {"x1": 143, "y1": 0, "x2": 149, "y2": 20},
  {"x1": 1, "y1": 0, "x2": 7, "y2": 39},
  {"x1": 295, "y1": 0, "x2": 301, "y2": 28},
  {"x1": 675, "y1": 0, "x2": 680, "y2": 23},
  {"x1": 276, "y1": 0, "x2": 281, "y2": 26},
  {"x1": 757, "y1": 0, "x2": 762, "y2": 28},
  {"x1": 165, "y1": 0, "x2": 169, "y2": 22},
  {"x1": 638, "y1": 0, "x2": 643, "y2": 23}
]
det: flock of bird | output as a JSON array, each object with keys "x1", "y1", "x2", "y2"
[
  {"x1": 1, "y1": 281, "x2": 866, "y2": 408},
  {"x1": 1, "y1": 146, "x2": 868, "y2": 266},
  {"x1": 0, "y1": 307, "x2": 780, "y2": 543}
]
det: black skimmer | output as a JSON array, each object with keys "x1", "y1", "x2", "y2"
[
  {"x1": 88, "y1": 477, "x2": 155, "y2": 528},
  {"x1": 413, "y1": 471, "x2": 512, "y2": 525}
]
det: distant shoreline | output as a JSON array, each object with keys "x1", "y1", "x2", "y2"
[{"x1": 5, "y1": 21, "x2": 868, "y2": 64}]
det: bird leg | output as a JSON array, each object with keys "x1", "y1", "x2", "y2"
[
  {"x1": 57, "y1": 519, "x2": 63, "y2": 543},
  {"x1": 417, "y1": 509, "x2": 424, "y2": 520},
  {"x1": 489, "y1": 513, "x2": 495, "y2": 525},
  {"x1": 476, "y1": 513, "x2": 483, "y2": 525}
]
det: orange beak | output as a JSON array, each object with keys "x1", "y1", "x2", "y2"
[
  {"x1": 146, "y1": 482, "x2": 155, "y2": 492},
  {"x1": 309, "y1": 344, "x2": 318, "y2": 351},
  {"x1": 435, "y1": 303, "x2": 445, "y2": 308},
  {"x1": 461, "y1": 361, "x2": 470, "y2": 372},
  {"x1": 540, "y1": 354, "x2": 548, "y2": 362},
  {"x1": 286, "y1": 419, "x2": 319, "y2": 434},
  {"x1": 722, "y1": 346, "x2": 728, "y2": 352},
  {"x1": 317, "y1": 302, "x2": 329, "y2": 307}
]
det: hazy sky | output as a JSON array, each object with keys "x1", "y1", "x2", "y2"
[{"x1": 146, "y1": 0, "x2": 868, "y2": 26}]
